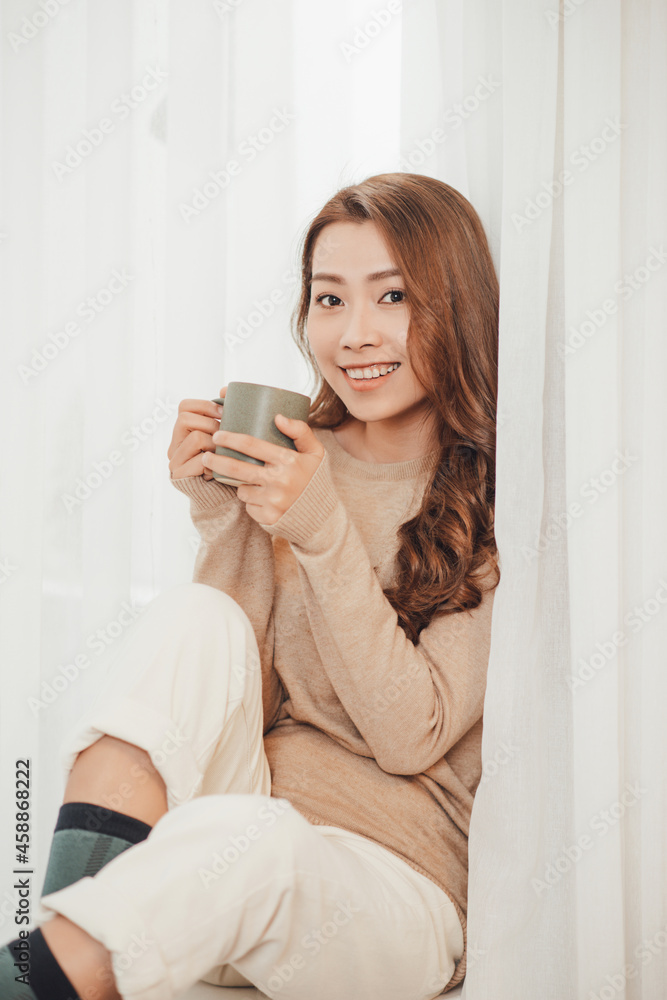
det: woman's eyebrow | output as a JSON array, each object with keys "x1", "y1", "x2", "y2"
[{"x1": 310, "y1": 268, "x2": 402, "y2": 284}]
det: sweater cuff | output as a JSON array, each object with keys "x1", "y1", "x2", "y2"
[
  {"x1": 260, "y1": 450, "x2": 340, "y2": 547},
  {"x1": 169, "y1": 470, "x2": 238, "y2": 512}
]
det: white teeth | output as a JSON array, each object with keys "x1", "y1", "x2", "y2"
[{"x1": 344, "y1": 362, "x2": 400, "y2": 380}]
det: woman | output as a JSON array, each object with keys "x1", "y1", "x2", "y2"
[{"x1": 0, "y1": 172, "x2": 500, "y2": 1000}]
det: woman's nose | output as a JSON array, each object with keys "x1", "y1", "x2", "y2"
[{"x1": 339, "y1": 303, "x2": 382, "y2": 349}]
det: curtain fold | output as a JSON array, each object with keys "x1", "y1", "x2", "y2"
[
  {"x1": 416, "y1": 1, "x2": 667, "y2": 997},
  {"x1": 0, "y1": 0, "x2": 405, "y2": 953}
]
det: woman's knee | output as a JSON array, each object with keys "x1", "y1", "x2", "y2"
[
  {"x1": 132, "y1": 583, "x2": 257, "y2": 663},
  {"x1": 150, "y1": 582, "x2": 250, "y2": 629},
  {"x1": 151, "y1": 791, "x2": 290, "y2": 830},
  {"x1": 148, "y1": 793, "x2": 299, "y2": 862}
]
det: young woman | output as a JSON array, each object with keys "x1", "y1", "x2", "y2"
[{"x1": 0, "y1": 172, "x2": 500, "y2": 1000}]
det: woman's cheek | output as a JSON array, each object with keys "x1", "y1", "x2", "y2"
[{"x1": 396, "y1": 328, "x2": 408, "y2": 350}]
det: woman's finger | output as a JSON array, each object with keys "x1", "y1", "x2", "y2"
[
  {"x1": 212, "y1": 428, "x2": 294, "y2": 467},
  {"x1": 168, "y1": 402, "x2": 223, "y2": 461},
  {"x1": 168, "y1": 413, "x2": 220, "y2": 455},
  {"x1": 170, "y1": 451, "x2": 210, "y2": 480},
  {"x1": 201, "y1": 450, "x2": 261, "y2": 485},
  {"x1": 168, "y1": 394, "x2": 228, "y2": 480},
  {"x1": 178, "y1": 397, "x2": 224, "y2": 417},
  {"x1": 169, "y1": 430, "x2": 219, "y2": 479}
]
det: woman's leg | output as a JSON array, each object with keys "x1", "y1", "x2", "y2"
[
  {"x1": 33, "y1": 793, "x2": 462, "y2": 1000},
  {"x1": 30, "y1": 581, "x2": 270, "y2": 998},
  {"x1": 1, "y1": 742, "x2": 167, "y2": 999},
  {"x1": 18, "y1": 581, "x2": 460, "y2": 1000},
  {"x1": 47, "y1": 581, "x2": 270, "y2": 817},
  {"x1": 40, "y1": 916, "x2": 123, "y2": 1000},
  {"x1": 62, "y1": 735, "x2": 168, "y2": 826},
  {"x1": 31, "y1": 739, "x2": 167, "y2": 999}
]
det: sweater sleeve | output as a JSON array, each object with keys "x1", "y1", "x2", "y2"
[
  {"x1": 258, "y1": 452, "x2": 496, "y2": 775},
  {"x1": 169, "y1": 471, "x2": 286, "y2": 734}
]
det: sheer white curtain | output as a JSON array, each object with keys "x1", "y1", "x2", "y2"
[
  {"x1": 409, "y1": 1, "x2": 666, "y2": 998},
  {"x1": 0, "y1": 0, "x2": 402, "y2": 940},
  {"x1": 1, "y1": 1, "x2": 665, "y2": 997}
]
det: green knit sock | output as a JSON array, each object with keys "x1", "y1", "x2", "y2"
[
  {"x1": 0, "y1": 805, "x2": 152, "y2": 1000},
  {"x1": 40, "y1": 801, "x2": 152, "y2": 896},
  {"x1": 0, "y1": 936, "x2": 39, "y2": 999},
  {"x1": 0, "y1": 925, "x2": 80, "y2": 999}
]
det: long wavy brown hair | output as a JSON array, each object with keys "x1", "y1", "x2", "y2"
[{"x1": 290, "y1": 172, "x2": 500, "y2": 644}]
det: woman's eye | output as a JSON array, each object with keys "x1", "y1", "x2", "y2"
[
  {"x1": 381, "y1": 289, "x2": 405, "y2": 304},
  {"x1": 314, "y1": 289, "x2": 405, "y2": 308}
]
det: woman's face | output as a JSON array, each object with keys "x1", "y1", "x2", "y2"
[{"x1": 306, "y1": 220, "x2": 431, "y2": 429}]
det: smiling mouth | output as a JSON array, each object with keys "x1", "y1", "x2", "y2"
[{"x1": 339, "y1": 363, "x2": 401, "y2": 381}]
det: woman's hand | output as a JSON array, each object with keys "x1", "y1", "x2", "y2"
[
  {"x1": 167, "y1": 387, "x2": 228, "y2": 481},
  {"x1": 202, "y1": 413, "x2": 325, "y2": 526}
]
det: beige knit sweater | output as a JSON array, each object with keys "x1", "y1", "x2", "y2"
[{"x1": 170, "y1": 426, "x2": 496, "y2": 992}]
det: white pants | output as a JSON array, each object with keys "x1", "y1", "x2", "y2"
[{"x1": 35, "y1": 582, "x2": 464, "y2": 1000}]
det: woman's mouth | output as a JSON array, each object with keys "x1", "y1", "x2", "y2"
[{"x1": 339, "y1": 363, "x2": 401, "y2": 391}]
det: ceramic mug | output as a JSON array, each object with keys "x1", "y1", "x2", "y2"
[{"x1": 210, "y1": 382, "x2": 312, "y2": 486}]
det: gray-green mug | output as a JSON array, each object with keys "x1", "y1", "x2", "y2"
[{"x1": 210, "y1": 382, "x2": 312, "y2": 486}]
